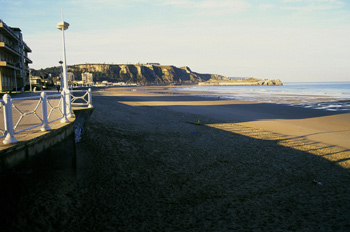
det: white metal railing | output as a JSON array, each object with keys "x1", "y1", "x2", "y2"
[
  {"x1": 70, "y1": 88, "x2": 93, "y2": 108},
  {"x1": 0, "y1": 88, "x2": 93, "y2": 144},
  {"x1": 0, "y1": 102, "x2": 5, "y2": 138}
]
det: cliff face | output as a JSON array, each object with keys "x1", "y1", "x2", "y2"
[
  {"x1": 34, "y1": 63, "x2": 282, "y2": 86},
  {"x1": 68, "y1": 64, "x2": 227, "y2": 84},
  {"x1": 258, "y1": 79, "x2": 283, "y2": 86}
]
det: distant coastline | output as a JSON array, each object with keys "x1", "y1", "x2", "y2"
[
  {"x1": 173, "y1": 82, "x2": 350, "y2": 112},
  {"x1": 31, "y1": 63, "x2": 282, "y2": 86},
  {"x1": 198, "y1": 78, "x2": 283, "y2": 86}
]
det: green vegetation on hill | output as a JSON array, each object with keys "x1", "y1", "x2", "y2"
[{"x1": 31, "y1": 66, "x2": 61, "y2": 79}]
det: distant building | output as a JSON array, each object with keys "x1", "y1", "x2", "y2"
[
  {"x1": 67, "y1": 72, "x2": 75, "y2": 82},
  {"x1": 82, "y1": 72, "x2": 93, "y2": 84},
  {"x1": 0, "y1": 19, "x2": 32, "y2": 92},
  {"x1": 42, "y1": 73, "x2": 53, "y2": 87},
  {"x1": 53, "y1": 76, "x2": 61, "y2": 86},
  {"x1": 30, "y1": 76, "x2": 42, "y2": 86}
]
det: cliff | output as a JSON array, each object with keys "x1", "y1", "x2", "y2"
[
  {"x1": 32, "y1": 63, "x2": 282, "y2": 86},
  {"x1": 67, "y1": 64, "x2": 229, "y2": 84},
  {"x1": 258, "y1": 79, "x2": 283, "y2": 86}
]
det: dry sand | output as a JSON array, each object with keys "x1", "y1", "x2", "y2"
[{"x1": 1, "y1": 86, "x2": 350, "y2": 231}]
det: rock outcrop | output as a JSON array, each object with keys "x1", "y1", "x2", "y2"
[
  {"x1": 33, "y1": 63, "x2": 283, "y2": 86},
  {"x1": 258, "y1": 79, "x2": 283, "y2": 86},
  {"x1": 67, "y1": 64, "x2": 226, "y2": 84}
]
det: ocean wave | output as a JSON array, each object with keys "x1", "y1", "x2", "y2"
[{"x1": 174, "y1": 83, "x2": 350, "y2": 112}]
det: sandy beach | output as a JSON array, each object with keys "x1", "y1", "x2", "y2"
[{"x1": 1, "y1": 86, "x2": 350, "y2": 231}]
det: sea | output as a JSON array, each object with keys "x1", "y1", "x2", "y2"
[{"x1": 174, "y1": 82, "x2": 350, "y2": 112}]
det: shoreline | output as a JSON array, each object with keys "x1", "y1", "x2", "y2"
[
  {"x1": 162, "y1": 85, "x2": 350, "y2": 112},
  {"x1": 109, "y1": 86, "x2": 350, "y2": 151}
]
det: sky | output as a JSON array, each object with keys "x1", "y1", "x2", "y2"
[{"x1": 1, "y1": 0, "x2": 349, "y2": 82}]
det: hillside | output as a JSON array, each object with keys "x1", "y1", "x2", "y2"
[
  {"x1": 32, "y1": 64, "x2": 229, "y2": 84},
  {"x1": 31, "y1": 64, "x2": 282, "y2": 85}
]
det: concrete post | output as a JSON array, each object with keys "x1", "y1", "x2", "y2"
[
  {"x1": 40, "y1": 92, "x2": 51, "y2": 131},
  {"x1": 65, "y1": 88, "x2": 74, "y2": 118},
  {"x1": 58, "y1": 21, "x2": 74, "y2": 118},
  {"x1": 88, "y1": 88, "x2": 93, "y2": 108},
  {"x1": 14, "y1": 70, "x2": 17, "y2": 92},
  {"x1": 60, "y1": 91, "x2": 69, "y2": 123},
  {"x1": 2, "y1": 94, "x2": 18, "y2": 144}
]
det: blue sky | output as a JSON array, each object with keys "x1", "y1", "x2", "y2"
[{"x1": 1, "y1": 0, "x2": 349, "y2": 82}]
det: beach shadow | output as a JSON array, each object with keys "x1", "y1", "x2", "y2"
[
  {"x1": 204, "y1": 122, "x2": 350, "y2": 169},
  {"x1": 113, "y1": 94, "x2": 346, "y2": 121},
  {"x1": 103, "y1": 92, "x2": 350, "y2": 166},
  {"x1": 2, "y1": 91, "x2": 350, "y2": 231},
  {"x1": 81, "y1": 93, "x2": 350, "y2": 230},
  {"x1": 92, "y1": 91, "x2": 350, "y2": 164}
]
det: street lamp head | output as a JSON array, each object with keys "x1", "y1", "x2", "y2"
[
  {"x1": 57, "y1": 21, "x2": 69, "y2": 30},
  {"x1": 59, "y1": 60, "x2": 63, "y2": 65}
]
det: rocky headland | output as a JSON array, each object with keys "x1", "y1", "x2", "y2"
[
  {"x1": 70, "y1": 64, "x2": 214, "y2": 84},
  {"x1": 32, "y1": 63, "x2": 282, "y2": 86},
  {"x1": 199, "y1": 77, "x2": 283, "y2": 86}
]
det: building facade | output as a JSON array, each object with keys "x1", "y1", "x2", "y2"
[
  {"x1": 67, "y1": 72, "x2": 75, "y2": 84},
  {"x1": 0, "y1": 19, "x2": 32, "y2": 92},
  {"x1": 82, "y1": 72, "x2": 93, "y2": 84}
]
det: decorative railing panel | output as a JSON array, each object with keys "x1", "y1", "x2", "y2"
[
  {"x1": 70, "y1": 88, "x2": 93, "y2": 108},
  {"x1": 12, "y1": 96, "x2": 45, "y2": 133},
  {"x1": 0, "y1": 88, "x2": 93, "y2": 144},
  {"x1": 47, "y1": 94, "x2": 64, "y2": 123}
]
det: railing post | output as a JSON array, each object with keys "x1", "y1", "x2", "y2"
[
  {"x1": 2, "y1": 94, "x2": 17, "y2": 144},
  {"x1": 60, "y1": 91, "x2": 69, "y2": 123},
  {"x1": 65, "y1": 89, "x2": 74, "y2": 118},
  {"x1": 40, "y1": 91, "x2": 51, "y2": 131},
  {"x1": 88, "y1": 88, "x2": 93, "y2": 108}
]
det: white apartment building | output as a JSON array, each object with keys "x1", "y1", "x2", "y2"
[
  {"x1": 82, "y1": 72, "x2": 93, "y2": 84},
  {"x1": 0, "y1": 19, "x2": 32, "y2": 92},
  {"x1": 68, "y1": 72, "x2": 75, "y2": 82}
]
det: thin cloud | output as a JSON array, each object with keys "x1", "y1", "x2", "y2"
[
  {"x1": 159, "y1": 0, "x2": 251, "y2": 14},
  {"x1": 281, "y1": 0, "x2": 346, "y2": 12},
  {"x1": 258, "y1": 4, "x2": 274, "y2": 10},
  {"x1": 0, "y1": 0, "x2": 23, "y2": 6},
  {"x1": 282, "y1": 0, "x2": 302, "y2": 2},
  {"x1": 68, "y1": 0, "x2": 132, "y2": 9}
]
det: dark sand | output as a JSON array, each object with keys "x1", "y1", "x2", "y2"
[{"x1": 1, "y1": 86, "x2": 350, "y2": 231}]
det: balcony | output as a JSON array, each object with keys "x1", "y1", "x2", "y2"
[
  {"x1": 0, "y1": 42, "x2": 21, "y2": 57},
  {"x1": 23, "y1": 42, "x2": 32, "y2": 53},
  {"x1": 0, "y1": 22, "x2": 20, "y2": 41},
  {"x1": 0, "y1": 60, "x2": 21, "y2": 70},
  {"x1": 24, "y1": 56, "x2": 33, "y2": 64}
]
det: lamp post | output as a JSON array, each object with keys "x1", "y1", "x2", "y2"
[
  {"x1": 57, "y1": 20, "x2": 73, "y2": 118},
  {"x1": 29, "y1": 69, "x2": 32, "y2": 91},
  {"x1": 59, "y1": 60, "x2": 63, "y2": 89}
]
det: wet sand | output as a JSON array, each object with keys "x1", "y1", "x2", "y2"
[{"x1": 1, "y1": 86, "x2": 350, "y2": 231}]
